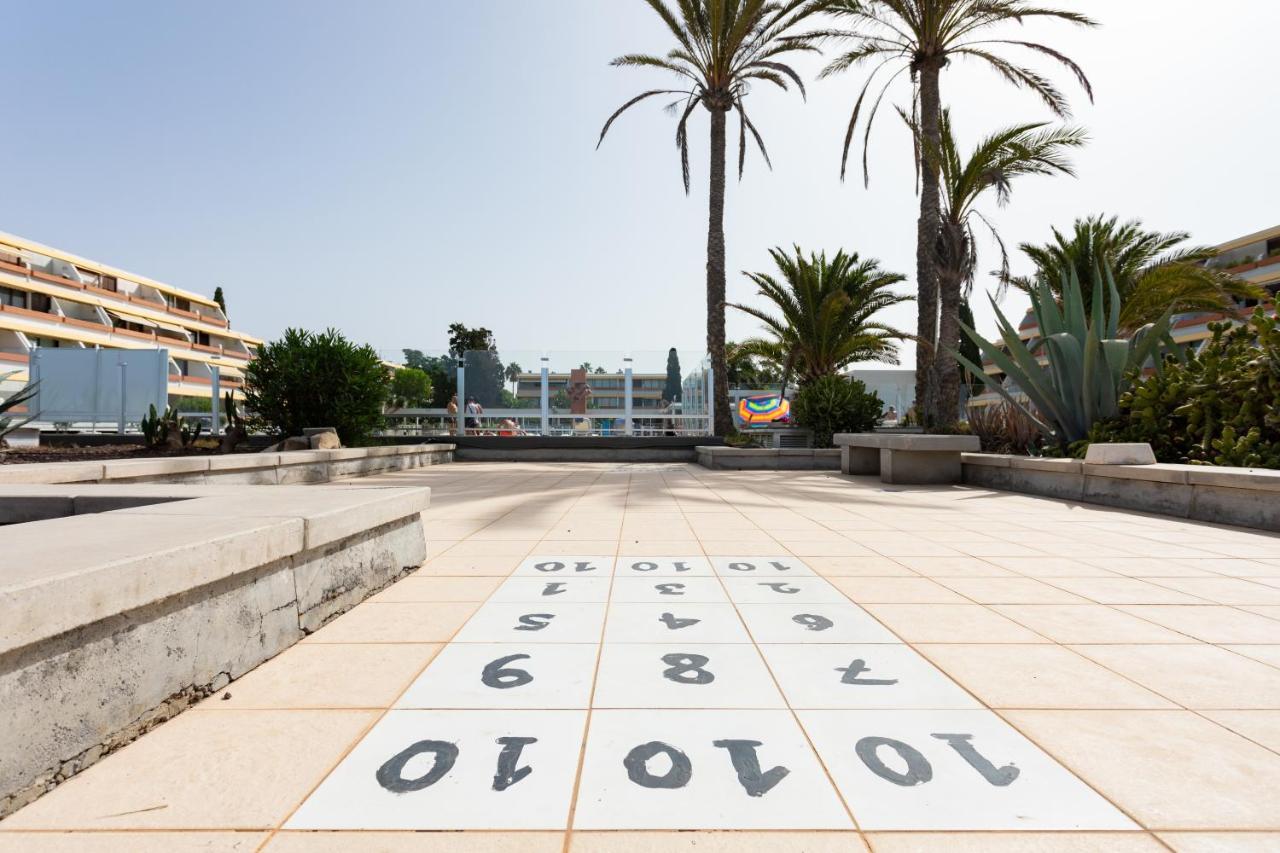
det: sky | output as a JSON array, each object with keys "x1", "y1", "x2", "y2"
[{"x1": 1, "y1": 1, "x2": 1277, "y2": 373}]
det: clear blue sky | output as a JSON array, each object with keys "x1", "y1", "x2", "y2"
[{"x1": 2, "y1": 1, "x2": 1276, "y2": 372}]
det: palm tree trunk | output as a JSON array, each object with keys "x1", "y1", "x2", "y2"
[
  {"x1": 933, "y1": 268, "x2": 962, "y2": 426},
  {"x1": 707, "y1": 106, "x2": 732, "y2": 436},
  {"x1": 915, "y1": 60, "x2": 943, "y2": 427}
]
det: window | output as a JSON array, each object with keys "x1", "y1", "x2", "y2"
[
  {"x1": 100, "y1": 275, "x2": 118, "y2": 292},
  {"x1": 174, "y1": 297, "x2": 191, "y2": 311},
  {"x1": 195, "y1": 331, "x2": 211, "y2": 346},
  {"x1": 30, "y1": 293, "x2": 52, "y2": 313},
  {"x1": 0, "y1": 286, "x2": 25, "y2": 308}
]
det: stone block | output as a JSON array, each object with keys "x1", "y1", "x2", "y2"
[
  {"x1": 835, "y1": 432, "x2": 981, "y2": 452},
  {"x1": 879, "y1": 447, "x2": 963, "y2": 485},
  {"x1": 1191, "y1": 483, "x2": 1280, "y2": 529},
  {"x1": 1011, "y1": 456, "x2": 1083, "y2": 474},
  {"x1": 99, "y1": 457, "x2": 210, "y2": 480},
  {"x1": 0, "y1": 462, "x2": 104, "y2": 484},
  {"x1": 1185, "y1": 466, "x2": 1280, "y2": 492},
  {"x1": 840, "y1": 445, "x2": 880, "y2": 476},
  {"x1": 1083, "y1": 442, "x2": 1156, "y2": 465},
  {"x1": 1083, "y1": 463, "x2": 1189, "y2": 484},
  {"x1": 1083, "y1": 473, "x2": 1193, "y2": 518},
  {"x1": 961, "y1": 452, "x2": 1012, "y2": 468}
]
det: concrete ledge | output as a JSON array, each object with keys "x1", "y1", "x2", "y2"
[
  {"x1": 0, "y1": 482, "x2": 431, "y2": 817},
  {"x1": 0, "y1": 444, "x2": 454, "y2": 486},
  {"x1": 835, "y1": 433, "x2": 981, "y2": 452},
  {"x1": 962, "y1": 453, "x2": 1280, "y2": 532},
  {"x1": 696, "y1": 446, "x2": 839, "y2": 470}
]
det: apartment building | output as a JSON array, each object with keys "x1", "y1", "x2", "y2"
[
  {"x1": 973, "y1": 224, "x2": 1280, "y2": 406},
  {"x1": 513, "y1": 372, "x2": 670, "y2": 410},
  {"x1": 0, "y1": 232, "x2": 261, "y2": 403}
]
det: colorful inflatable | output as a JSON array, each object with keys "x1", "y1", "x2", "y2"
[{"x1": 737, "y1": 394, "x2": 791, "y2": 427}]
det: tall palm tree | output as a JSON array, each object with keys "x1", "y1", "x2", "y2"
[
  {"x1": 598, "y1": 0, "x2": 832, "y2": 435},
  {"x1": 504, "y1": 362, "x2": 523, "y2": 394},
  {"x1": 1004, "y1": 215, "x2": 1268, "y2": 330},
  {"x1": 821, "y1": 0, "x2": 1096, "y2": 427},
  {"x1": 928, "y1": 112, "x2": 1086, "y2": 420},
  {"x1": 730, "y1": 245, "x2": 910, "y2": 395}
]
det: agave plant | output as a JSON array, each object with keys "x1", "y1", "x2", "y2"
[
  {"x1": 0, "y1": 371, "x2": 38, "y2": 445},
  {"x1": 954, "y1": 268, "x2": 1172, "y2": 446}
]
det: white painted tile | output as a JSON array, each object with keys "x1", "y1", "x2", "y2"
[
  {"x1": 573, "y1": 709, "x2": 852, "y2": 829},
  {"x1": 605, "y1": 603, "x2": 751, "y2": 644},
  {"x1": 452, "y1": 602, "x2": 606, "y2": 643},
  {"x1": 610, "y1": 576, "x2": 729, "y2": 603},
  {"x1": 593, "y1": 643, "x2": 784, "y2": 709},
  {"x1": 722, "y1": 576, "x2": 847, "y2": 604},
  {"x1": 398, "y1": 643, "x2": 599, "y2": 709},
  {"x1": 798, "y1": 709, "x2": 1137, "y2": 830},
  {"x1": 737, "y1": 602, "x2": 901, "y2": 644},
  {"x1": 489, "y1": 577, "x2": 611, "y2": 603},
  {"x1": 287, "y1": 710, "x2": 586, "y2": 829},
  {"x1": 615, "y1": 555, "x2": 715, "y2": 576},
  {"x1": 712, "y1": 555, "x2": 815, "y2": 577},
  {"x1": 760, "y1": 644, "x2": 980, "y2": 710},
  {"x1": 513, "y1": 555, "x2": 616, "y2": 577}
]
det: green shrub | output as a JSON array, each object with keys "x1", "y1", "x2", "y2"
[
  {"x1": 390, "y1": 367, "x2": 433, "y2": 408},
  {"x1": 245, "y1": 328, "x2": 389, "y2": 446},
  {"x1": 792, "y1": 375, "x2": 882, "y2": 448},
  {"x1": 1089, "y1": 309, "x2": 1280, "y2": 468}
]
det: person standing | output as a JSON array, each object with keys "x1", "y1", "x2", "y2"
[
  {"x1": 465, "y1": 396, "x2": 483, "y2": 435},
  {"x1": 446, "y1": 394, "x2": 459, "y2": 435}
]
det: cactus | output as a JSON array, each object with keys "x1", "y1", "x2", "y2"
[
  {"x1": 140, "y1": 403, "x2": 165, "y2": 448},
  {"x1": 0, "y1": 371, "x2": 38, "y2": 446},
  {"x1": 220, "y1": 391, "x2": 247, "y2": 453},
  {"x1": 141, "y1": 404, "x2": 205, "y2": 451},
  {"x1": 955, "y1": 265, "x2": 1173, "y2": 447}
]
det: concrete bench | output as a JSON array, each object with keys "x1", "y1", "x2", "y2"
[{"x1": 834, "y1": 432, "x2": 981, "y2": 484}]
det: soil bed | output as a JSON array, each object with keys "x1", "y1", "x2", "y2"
[{"x1": 0, "y1": 445, "x2": 227, "y2": 464}]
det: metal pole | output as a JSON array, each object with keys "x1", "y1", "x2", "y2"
[
  {"x1": 117, "y1": 357, "x2": 128, "y2": 435},
  {"x1": 539, "y1": 356, "x2": 549, "y2": 436},
  {"x1": 210, "y1": 365, "x2": 221, "y2": 436},
  {"x1": 623, "y1": 356, "x2": 634, "y2": 436},
  {"x1": 455, "y1": 359, "x2": 466, "y2": 437}
]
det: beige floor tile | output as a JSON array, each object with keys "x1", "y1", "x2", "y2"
[
  {"x1": 0, "y1": 833, "x2": 265, "y2": 852},
  {"x1": 989, "y1": 557, "x2": 1120, "y2": 577},
  {"x1": 859, "y1": 604, "x2": 1048, "y2": 643},
  {"x1": 1165, "y1": 558, "x2": 1280, "y2": 578},
  {"x1": 805, "y1": 556, "x2": 916, "y2": 576},
  {"x1": 992, "y1": 605, "x2": 1199, "y2": 644},
  {"x1": 1157, "y1": 832, "x2": 1280, "y2": 852},
  {"x1": 783, "y1": 541, "x2": 879, "y2": 557},
  {"x1": 618, "y1": 539, "x2": 705, "y2": 555},
  {"x1": 569, "y1": 831, "x2": 868, "y2": 852},
  {"x1": 830, "y1": 577, "x2": 970, "y2": 604},
  {"x1": 1002, "y1": 710, "x2": 1280, "y2": 829},
  {"x1": 1226, "y1": 645, "x2": 1280, "y2": 668},
  {"x1": 206, "y1": 643, "x2": 439, "y2": 709},
  {"x1": 265, "y1": 831, "x2": 566, "y2": 851},
  {"x1": 1145, "y1": 578, "x2": 1280, "y2": 606},
  {"x1": 1241, "y1": 606, "x2": 1280, "y2": 620},
  {"x1": 936, "y1": 578, "x2": 1090, "y2": 605},
  {"x1": 445, "y1": 540, "x2": 539, "y2": 556},
  {"x1": 1042, "y1": 578, "x2": 1208, "y2": 605},
  {"x1": 1111, "y1": 606, "x2": 1280, "y2": 644},
  {"x1": 893, "y1": 557, "x2": 1016, "y2": 577},
  {"x1": 417, "y1": 554, "x2": 523, "y2": 576},
  {"x1": 918, "y1": 644, "x2": 1174, "y2": 709},
  {"x1": 865, "y1": 832, "x2": 1165, "y2": 852},
  {"x1": 423, "y1": 538, "x2": 459, "y2": 558},
  {"x1": 537, "y1": 539, "x2": 619, "y2": 553},
  {"x1": 369, "y1": 576, "x2": 501, "y2": 603},
  {"x1": 2, "y1": 710, "x2": 375, "y2": 830},
  {"x1": 304, "y1": 602, "x2": 478, "y2": 643},
  {"x1": 699, "y1": 539, "x2": 783, "y2": 555},
  {"x1": 1070, "y1": 644, "x2": 1280, "y2": 709},
  {"x1": 1200, "y1": 711, "x2": 1280, "y2": 753}
]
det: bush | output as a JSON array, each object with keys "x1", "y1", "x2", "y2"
[
  {"x1": 245, "y1": 328, "x2": 389, "y2": 446},
  {"x1": 967, "y1": 401, "x2": 1044, "y2": 455},
  {"x1": 792, "y1": 375, "x2": 882, "y2": 448},
  {"x1": 390, "y1": 367, "x2": 433, "y2": 408},
  {"x1": 1088, "y1": 309, "x2": 1280, "y2": 468}
]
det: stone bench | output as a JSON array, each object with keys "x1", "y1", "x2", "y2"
[{"x1": 834, "y1": 432, "x2": 981, "y2": 484}]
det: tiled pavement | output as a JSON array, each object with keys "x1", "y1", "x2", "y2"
[{"x1": 3, "y1": 462, "x2": 1280, "y2": 852}]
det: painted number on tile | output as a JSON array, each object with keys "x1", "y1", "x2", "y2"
[
  {"x1": 658, "y1": 612, "x2": 701, "y2": 630},
  {"x1": 375, "y1": 736, "x2": 539, "y2": 793},
  {"x1": 727, "y1": 561, "x2": 794, "y2": 572},
  {"x1": 624, "y1": 740, "x2": 789, "y2": 797},
  {"x1": 793, "y1": 614, "x2": 834, "y2": 632},
  {"x1": 534, "y1": 561, "x2": 601, "y2": 573},
  {"x1": 481, "y1": 654, "x2": 534, "y2": 689},
  {"x1": 858, "y1": 734, "x2": 1018, "y2": 787}
]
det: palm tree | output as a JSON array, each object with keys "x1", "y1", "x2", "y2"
[
  {"x1": 1004, "y1": 215, "x2": 1268, "y2": 331},
  {"x1": 598, "y1": 0, "x2": 832, "y2": 435},
  {"x1": 730, "y1": 246, "x2": 910, "y2": 395},
  {"x1": 927, "y1": 112, "x2": 1086, "y2": 420},
  {"x1": 504, "y1": 362, "x2": 523, "y2": 394},
  {"x1": 821, "y1": 0, "x2": 1096, "y2": 427}
]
